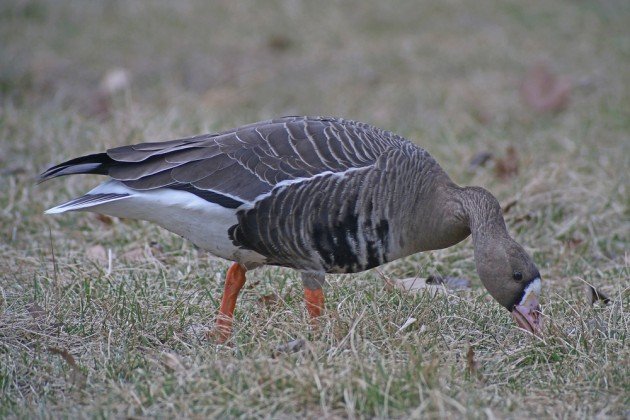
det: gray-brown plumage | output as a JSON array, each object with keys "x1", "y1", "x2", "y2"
[{"x1": 40, "y1": 116, "x2": 543, "y2": 336}]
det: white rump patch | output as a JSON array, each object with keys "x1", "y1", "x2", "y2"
[{"x1": 45, "y1": 180, "x2": 266, "y2": 264}]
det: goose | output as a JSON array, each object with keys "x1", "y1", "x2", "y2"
[{"x1": 40, "y1": 116, "x2": 542, "y2": 340}]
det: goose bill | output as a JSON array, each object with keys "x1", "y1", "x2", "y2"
[{"x1": 511, "y1": 278, "x2": 542, "y2": 335}]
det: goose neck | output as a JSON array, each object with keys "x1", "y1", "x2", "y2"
[{"x1": 460, "y1": 186, "x2": 509, "y2": 243}]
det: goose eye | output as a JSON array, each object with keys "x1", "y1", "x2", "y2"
[{"x1": 513, "y1": 271, "x2": 523, "y2": 281}]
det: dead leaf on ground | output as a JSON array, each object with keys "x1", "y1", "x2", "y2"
[
  {"x1": 202, "y1": 87, "x2": 244, "y2": 109},
  {"x1": 49, "y1": 347, "x2": 78, "y2": 367},
  {"x1": 149, "y1": 241, "x2": 164, "y2": 254},
  {"x1": 586, "y1": 285, "x2": 611, "y2": 305},
  {"x1": 48, "y1": 347, "x2": 86, "y2": 387},
  {"x1": 520, "y1": 62, "x2": 572, "y2": 114},
  {"x1": 565, "y1": 237, "x2": 584, "y2": 249},
  {"x1": 94, "y1": 213, "x2": 114, "y2": 226},
  {"x1": 86, "y1": 244, "x2": 108, "y2": 264},
  {"x1": 27, "y1": 302, "x2": 46, "y2": 320},
  {"x1": 0, "y1": 166, "x2": 27, "y2": 176},
  {"x1": 495, "y1": 145, "x2": 519, "y2": 180},
  {"x1": 426, "y1": 275, "x2": 471, "y2": 291},
  {"x1": 386, "y1": 275, "x2": 470, "y2": 296},
  {"x1": 397, "y1": 317, "x2": 417, "y2": 332},
  {"x1": 120, "y1": 243, "x2": 163, "y2": 262},
  {"x1": 86, "y1": 67, "x2": 131, "y2": 119},
  {"x1": 185, "y1": 323, "x2": 211, "y2": 341},
  {"x1": 99, "y1": 68, "x2": 131, "y2": 95},
  {"x1": 502, "y1": 199, "x2": 518, "y2": 214},
  {"x1": 469, "y1": 104, "x2": 493, "y2": 126},
  {"x1": 511, "y1": 213, "x2": 533, "y2": 224},
  {"x1": 466, "y1": 346, "x2": 482, "y2": 380},
  {"x1": 267, "y1": 34, "x2": 293, "y2": 52},
  {"x1": 27, "y1": 302, "x2": 63, "y2": 331},
  {"x1": 160, "y1": 352, "x2": 185, "y2": 372},
  {"x1": 272, "y1": 339, "x2": 306, "y2": 357},
  {"x1": 120, "y1": 247, "x2": 147, "y2": 262},
  {"x1": 257, "y1": 293, "x2": 279, "y2": 307},
  {"x1": 245, "y1": 279, "x2": 261, "y2": 289},
  {"x1": 468, "y1": 151, "x2": 494, "y2": 172}
]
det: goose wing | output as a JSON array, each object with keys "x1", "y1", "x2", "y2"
[{"x1": 41, "y1": 117, "x2": 407, "y2": 208}]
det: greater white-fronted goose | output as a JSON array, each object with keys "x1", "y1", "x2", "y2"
[{"x1": 40, "y1": 116, "x2": 542, "y2": 340}]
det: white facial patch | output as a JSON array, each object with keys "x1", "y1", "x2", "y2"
[{"x1": 518, "y1": 277, "x2": 541, "y2": 307}]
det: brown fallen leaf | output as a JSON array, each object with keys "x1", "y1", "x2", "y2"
[
  {"x1": 511, "y1": 213, "x2": 533, "y2": 224},
  {"x1": 272, "y1": 339, "x2": 306, "y2": 357},
  {"x1": 86, "y1": 244, "x2": 108, "y2": 264},
  {"x1": 202, "y1": 87, "x2": 244, "y2": 109},
  {"x1": 48, "y1": 347, "x2": 86, "y2": 387},
  {"x1": 468, "y1": 151, "x2": 494, "y2": 172},
  {"x1": 426, "y1": 275, "x2": 472, "y2": 291},
  {"x1": 149, "y1": 241, "x2": 164, "y2": 254},
  {"x1": 0, "y1": 166, "x2": 27, "y2": 176},
  {"x1": 586, "y1": 285, "x2": 611, "y2": 305},
  {"x1": 466, "y1": 346, "x2": 482, "y2": 380},
  {"x1": 386, "y1": 277, "x2": 442, "y2": 295},
  {"x1": 520, "y1": 62, "x2": 572, "y2": 114},
  {"x1": 502, "y1": 199, "x2": 518, "y2": 214},
  {"x1": 86, "y1": 67, "x2": 131, "y2": 119},
  {"x1": 160, "y1": 352, "x2": 185, "y2": 372},
  {"x1": 94, "y1": 213, "x2": 114, "y2": 226},
  {"x1": 495, "y1": 145, "x2": 519, "y2": 180},
  {"x1": 267, "y1": 34, "x2": 292, "y2": 52},
  {"x1": 386, "y1": 275, "x2": 471, "y2": 295},
  {"x1": 27, "y1": 302, "x2": 63, "y2": 332},
  {"x1": 565, "y1": 237, "x2": 584, "y2": 249},
  {"x1": 120, "y1": 247, "x2": 147, "y2": 262},
  {"x1": 469, "y1": 104, "x2": 493, "y2": 126},
  {"x1": 245, "y1": 279, "x2": 261, "y2": 289},
  {"x1": 27, "y1": 302, "x2": 46, "y2": 320},
  {"x1": 257, "y1": 294, "x2": 279, "y2": 307},
  {"x1": 49, "y1": 347, "x2": 78, "y2": 367}
]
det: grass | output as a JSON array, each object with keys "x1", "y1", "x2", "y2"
[{"x1": 1, "y1": 0, "x2": 629, "y2": 418}]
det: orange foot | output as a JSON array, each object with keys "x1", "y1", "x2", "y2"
[{"x1": 214, "y1": 262, "x2": 246, "y2": 343}]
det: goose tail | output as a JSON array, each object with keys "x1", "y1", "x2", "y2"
[
  {"x1": 39, "y1": 153, "x2": 115, "y2": 183},
  {"x1": 44, "y1": 180, "x2": 132, "y2": 214},
  {"x1": 45, "y1": 193, "x2": 131, "y2": 214}
]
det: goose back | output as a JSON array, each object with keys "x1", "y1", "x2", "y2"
[{"x1": 102, "y1": 117, "x2": 409, "y2": 206}]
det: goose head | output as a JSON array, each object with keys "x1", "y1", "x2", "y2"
[
  {"x1": 474, "y1": 237, "x2": 542, "y2": 335},
  {"x1": 461, "y1": 187, "x2": 543, "y2": 335}
]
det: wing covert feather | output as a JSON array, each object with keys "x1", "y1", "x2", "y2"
[{"x1": 103, "y1": 117, "x2": 407, "y2": 205}]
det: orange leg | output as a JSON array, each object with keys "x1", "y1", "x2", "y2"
[
  {"x1": 304, "y1": 288, "x2": 325, "y2": 319},
  {"x1": 215, "y1": 262, "x2": 247, "y2": 343}
]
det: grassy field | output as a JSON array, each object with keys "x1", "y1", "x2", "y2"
[{"x1": 1, "y1": 0, "x2": 628, "y2": 418}]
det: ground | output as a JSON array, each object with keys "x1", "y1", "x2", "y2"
[{"x1": 1, "y1": 0, "x2": 628, "y2": 418}]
